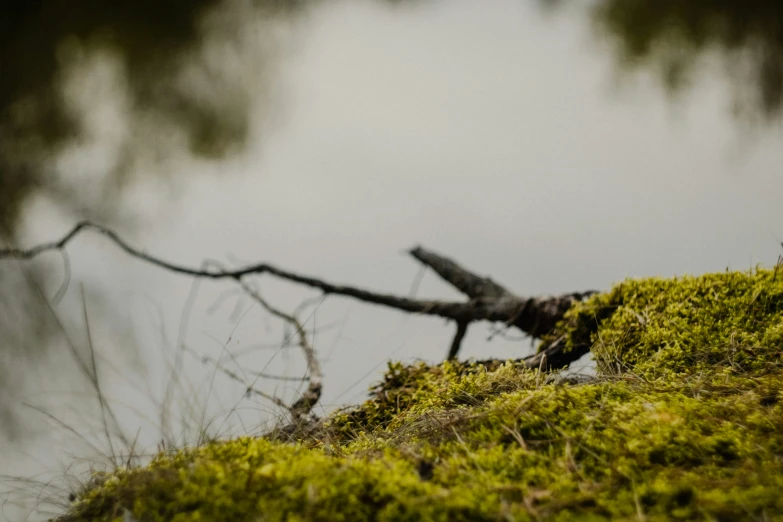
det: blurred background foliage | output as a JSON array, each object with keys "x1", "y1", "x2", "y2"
[
  {"x1": 1, "y1": 0, "x2": 782, "y2": 234},
  {"x1": 0, "y1": 0, "x2": 307, "y2": 233},
  {"x1": 592, "y1": 0, "x2": 783, "y2": 118}
]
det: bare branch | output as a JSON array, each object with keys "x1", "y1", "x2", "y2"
[
  {"x1": 211, "y1": 264, "x2": 323, "y2": 422},
  {"x1": 0, "y1": 222, "x2": 598, "y2": 368},
  {"x1": 448, "y1": 321, "x2": 469, "y2": 360},
  {"x1": 409, "y1": 246, "x2": 509, "y2": 299},
  {"x1": 0, "y1": 222, "x2": 589, "y2": 338},
  {"x1": 0, "y1": 222, "x2": 507, "y2": 325}
]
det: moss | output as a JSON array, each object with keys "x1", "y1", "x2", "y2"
[
  {"x1": 551, "y1": 267, "x2": 783, "y2": 380},
  {"x1": 59, "y1": 268, "x2": 783, "y2": 521},
  {"x1": 324, "y1": 359, "x2": 538, "y2": 442}
]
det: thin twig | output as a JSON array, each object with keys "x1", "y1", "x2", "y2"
[
  {"x1": 233, "y1": 278, "x2": 323, "y2": 420},
  {"x1": 184, "y1": 345, "x2": 308, "y2": 383}
]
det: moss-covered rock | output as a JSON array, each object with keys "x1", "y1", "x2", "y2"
[{"x1": 58, "y1": 268, "x2": 783, "y2": 521}]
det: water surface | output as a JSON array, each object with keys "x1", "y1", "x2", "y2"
[{"x1": 2, "y1": 1, "x2": 783, "y2": 519}]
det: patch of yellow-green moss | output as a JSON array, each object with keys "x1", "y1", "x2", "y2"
[
  {"x1": 323, "y1": 359, "x2": 539, "y2": 442},
  {"x1": 60, "y1": 268, "x2": 783, "y2": 521},
  {"x1": 551, "y1": 267, "x2": 783, "y2": 380}
]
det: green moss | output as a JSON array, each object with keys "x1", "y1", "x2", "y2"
[
  {"x1": 324, "y1": 360, "x2": 538, "y2": 442},
  {"x1": 63, "y1": 438, "x2": 498, "y2": 522},
  {"x1": 59, "y1": 268, "x2": 783, "y2": 521},
  {"x1": 552, "y1": 267, "x2": 783, "y2": 380}
]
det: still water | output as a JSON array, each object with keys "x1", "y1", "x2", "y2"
[{"x1": 2, "y1": 1, "x2": 783, "y2": 519}]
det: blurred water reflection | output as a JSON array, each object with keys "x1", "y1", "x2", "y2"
[
  {"x1": 1, "y1": 1, "x2": 783, "y2": 519},
  {"x1": 3, "y1": 1, "x2": 783, "y2": 232},
  {"x1": 591, "y1": 1, "x2": 783, "y2": 120},
  {"x1": 0, "y1": 0, "x2": 305, "y2": 230}
]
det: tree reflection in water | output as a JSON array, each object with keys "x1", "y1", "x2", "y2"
[
  {"x1": 2, "y1": 1, "x2": 782, "y2": 234},
  {"x1": 0, "y1": 0, "x2": 307, "y2": 233},
  {"x1": 591, "y1": 1, "x2": 783, "y2": 120}
]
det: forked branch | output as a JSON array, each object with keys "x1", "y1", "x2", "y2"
[{"x1": 0, "y1": 221, "x2": 597, "y2": 371}]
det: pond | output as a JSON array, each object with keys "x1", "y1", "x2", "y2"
[{"x1": 1, "y1": 1, "x2": 782, "y2": 519}]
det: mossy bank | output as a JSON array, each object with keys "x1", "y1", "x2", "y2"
[{"x1": 59, "y1": 268, "x2": 783, "y2": 521}]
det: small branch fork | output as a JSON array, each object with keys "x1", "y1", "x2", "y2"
[
  {"x1": 189, "y1": 261, "x2": 324, "y2": 424},
  {"x1": 0, "y1": 222, "x2": 598, "y2": 417}
]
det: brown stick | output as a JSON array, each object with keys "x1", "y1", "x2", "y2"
[
  {"x1": 448, "y1": 321, "x2": 469, "y2": 360},
  {"x1": 0, "y1": 222, "x2": 597, "y2": 367},
  {"x1": 409, "y1": 246, "x2": 509, "y2": 299}
]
